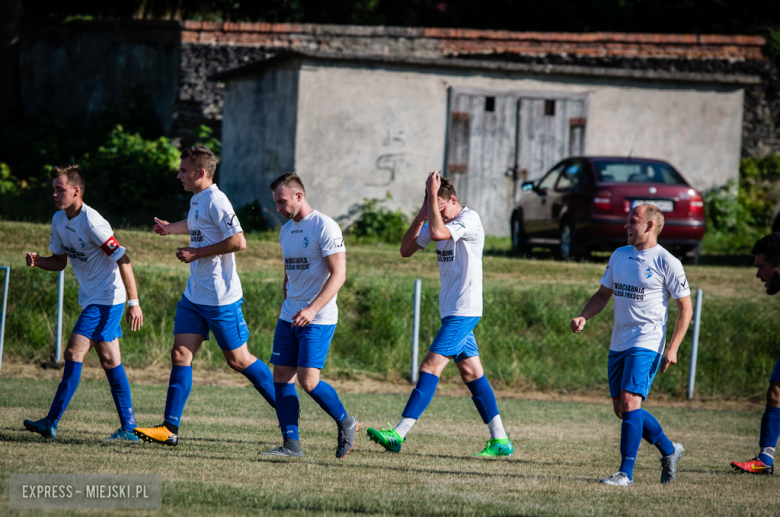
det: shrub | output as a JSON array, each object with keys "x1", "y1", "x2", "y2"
[
  {"x1": 703, "y1": 154, "x2": 780, "y2": 254},
  {"x1": 345, "y1": 196, "x2": 409, "y2": 243}
]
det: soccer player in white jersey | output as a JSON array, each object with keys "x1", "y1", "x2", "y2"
[
  {"x1": 367, "y1": 172, "x2": 513, "y2": 457},
  {"x1": 133, "y1": 146, "x2": 276, "y2": 446},
  {"x1": 731, "y1": 232, "x2": 780, "y2": 475},
  {"x1": 259, "y1": 173, "x2": 358, "y2": 459},
  {"x1": 23, "y1": 164, "x2": 144, "y2": 441},
  {"x1": 571, "y1": 204, "x2": 692, "y2": 486}
]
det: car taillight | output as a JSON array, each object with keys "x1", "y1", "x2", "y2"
[
  {"x1": 689, "y1": 190, "x2": 704, "y2": 216},
  {"x1": 593, "y1": 191, "x2": 611, "y2": 212}
]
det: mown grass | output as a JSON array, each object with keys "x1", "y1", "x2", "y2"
[
  {"x1": 0, "y1": 377, "x2": 778, "y2": 516},
  {"x1": 0, "y1": 220, "x2": 778, "y2": 399}
]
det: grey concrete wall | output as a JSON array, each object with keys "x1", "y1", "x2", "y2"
[
  {"x1": 19, "y1": 34, "x2": 179, "y2": 133},
  {"x1": 219, "y1": 62, "x2": 299, "y2": 225},
  {"x1": 290, "y1": 60, "x2": 743, "y2": 234}
]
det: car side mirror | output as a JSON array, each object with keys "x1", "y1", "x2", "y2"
[{"x1": 521, "y1": 181, "x2": 535, "y2": 192}]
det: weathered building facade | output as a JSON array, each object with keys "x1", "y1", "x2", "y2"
[
  {"x1": 214, "y1": 51, "x2": 752, "y2": 235},
  {"x1": 14, "y1": 20, "x2": 779, "y2": 234}
]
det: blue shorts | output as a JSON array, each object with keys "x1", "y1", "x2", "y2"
[
  {"x1": 607, "y1": 347, "x2": 662, "y2": 400},
  {"x1": 429, "y1": 316, "x2": 480, "y2": 363},
  {"x1": 771, "y1": 356, "x2": 780, "y2": 383},
  {"x1": 72, "y1": 303, "x2": 124, "y2": 342},
  {"x1": 173, "y1": 295, "x2": 249, "y2": 351},
  {"x1": 271, "y1": 319, "x2": 336, "y2": 369}
]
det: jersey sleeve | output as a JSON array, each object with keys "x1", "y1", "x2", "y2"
[
  {"x1": 320, "y1": 218, "x2": 346, "y2": 257},
  {"x1": 87, "y1": 216, "x2": 126, "y2": 262},
  {"x1": 446, "y1": 211, "x2": 480, "y2": 243},
  {"x1": 600, "y1": 252, "x2": 616, "y2": 289},
  {"x1": 416, "y1": 222, "x2": 432, "y2": 249},
  {"x1": 209, "y1": 195, "x2": 243, "y2": 240},
  {"x1": 48, "y1": 214, "x2": 66, "y2": 255},
  {"x1": 664, "y1": 257, "x2": 691, "y2": 299}
]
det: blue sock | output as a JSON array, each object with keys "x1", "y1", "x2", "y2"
[
  {"x1": 619, "y1": 409, "x2": 644, "y2": 479},
  {"x1": 241, "y1": 360, "x2": 276, "y2": 409},
  {"x1": 402, "y1": 372, "x2": 439, "y2": 420},
  {"x1": 466, "y1": 375, "x2": 500, "y2": 424},
  {"x1": 105, "y1": 364, "x2": 136, "y2": 431},
  {"x1": 758, "y1": 406, "x2": 780, "y2": 465},
  {"x1": 308, "y1": 381, "x2": 347, "y2": 423},
  {"x1": 47, "y1": 360, "x2": 83, "y2": 428},
  {"x1": 163, "y1": 366, "x2": 192, "y2": 428},
  {"x1": 640, "y1": 409, "x2": 675, "y2": 457},
  {"x1": 275, "y1": 383, "x2": 300, "y2": 440}
]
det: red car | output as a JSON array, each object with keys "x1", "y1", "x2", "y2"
[{"x1": 510, "y1": 157, "x2": 706, "y2": 262}]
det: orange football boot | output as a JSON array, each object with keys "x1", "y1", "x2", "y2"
[
  {"x1": 731, "y1": 457, "x2": 773, "y2": 475},
  {"x1": 133, "y1": 424, "x2": 179, "y2": 446}
]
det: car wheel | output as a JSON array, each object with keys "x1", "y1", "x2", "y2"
[
  {"x1": 683, "y1": 243, "x2": 702, "y2": 265},
  {"x1": 511, "y1": 212, "x2": 527, "y2": 256}
]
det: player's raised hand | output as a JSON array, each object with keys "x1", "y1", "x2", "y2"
[
  {"x1": 176, "y1": 247, "x2": 199, "y2": 263},
  {"x1": 292, "y1": 307, "x2": 316, "y2": 328},
  {"x1": 426, "y1": 170, "x2": 441, "y2": 195},
  {"x1": 26, "y1": 252, "x2": 39, "y2": 268},
  {"x1": 660, "y1": 349, "x2": 677, "y2": 373},
  {"x1": 154, "y1": 217, "x2": 171, "y2": 236},
  {"x1": 416, "y1": 196, "x2": 429, "y2": 221},
  {"x1": 126, "y1": 305, "x2": 144, "y2": 331},
  {"x1": 570, "y1": 316, "x2": 586, "y2": 333}
]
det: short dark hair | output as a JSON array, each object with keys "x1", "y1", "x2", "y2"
[
  {"x1": 181, "y1": 146, "x2": 217, "y2": 179},
  {"x1": 50, "y1": 163, "x2": 85, "y2": 191},
  {"x1": 752, "y1": 232, "x2": 780, "y2": 267},
  {"x1": 270, "y1": 173, "x2": 305, "y2": 194},
  {"x1": 425, "y1": 177, "x2": 457, "y2": 202}
]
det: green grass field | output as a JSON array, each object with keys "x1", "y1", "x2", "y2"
[
  {"x1": 1, "y1": 374, "x2": 778, "y2": 516},
  {"x1": 0, "y1": 220, "x2": 778, "y2": 399}
]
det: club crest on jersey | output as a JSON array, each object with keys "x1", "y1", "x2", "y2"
[
  {"x1": 303, "y1": 237, "x2": 310, "y2": 248},
  {"x1": 78, "y1": 238, "x2": 86, "y2": 249},
  {"x1": 645, "y1": 267, "x2": 652, "y2": 279},
  {"x1": 195, "y1": 210, "x2": 199, "y2": 221}
]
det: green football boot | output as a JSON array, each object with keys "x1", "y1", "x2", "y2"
[
  {"x1": 367, "y1": 423, "x2": 404, "y2": 453},
  {"x1": 474, "y1": 437, "x2": 514, "y2": 457}
]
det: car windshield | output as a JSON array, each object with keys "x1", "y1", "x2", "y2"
[{"x1": 592, "y1": 160, "x2": 687, "y2": 185}]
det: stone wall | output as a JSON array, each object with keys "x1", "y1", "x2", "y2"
[{"x1": 18, "y1": 19, "x2": 779, "y2": 158}]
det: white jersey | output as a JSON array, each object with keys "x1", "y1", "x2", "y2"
[
  {"x1": 600, "y1": 244, "x2": 691, "y2": 354},
  {"x1": 417, "y1": 207, "x2": 484, "y2": 318},
  {"x1": 184, "y1": 184, "x2": 243, "y2": 306},
  {"x1": 49, "y1": 203, "x2": 127, "y2": 310},
  {"x1": 279, "y1": 210, "x2": 345, "y2": 325}
]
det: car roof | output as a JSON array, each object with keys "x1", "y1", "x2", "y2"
[{"x1": 575, "y1": 156, "x2": 674, "y2": 166}]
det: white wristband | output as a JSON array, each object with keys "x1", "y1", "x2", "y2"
[{"x1": 127, "y1": 299, "x2": 140, "y2": 307}]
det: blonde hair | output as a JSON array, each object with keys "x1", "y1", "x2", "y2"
[
  {"x1": 641, "y1": 204, "x2": 665, "y2": 235},
  {"x1": 49, "y1": 163, "x2": 85, "y2": 191},
  {"x1": 181, "y1": 146, "x2": 217, "y2": 179}
]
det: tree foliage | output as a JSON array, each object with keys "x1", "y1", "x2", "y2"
[{"x1": 21, "y1": 0, "x2": 780, "y2": 34}]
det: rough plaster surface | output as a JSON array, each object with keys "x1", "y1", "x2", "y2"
[{"x1": 219, "y1": 60, "x2": 743, "y2": 234}]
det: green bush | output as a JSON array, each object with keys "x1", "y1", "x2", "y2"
[
  {"x1": 0, "y1": 87, "x2": 211, "y2": 227},
  {"x1": 79, "y1": 126, "x2": 184, "y2": 227},
  {"x1": 703, "y1": 154, "x2": 780, "y2": 254},
  {"x1": 345, "y1": 196, "x2": 409, "y2": 243}
]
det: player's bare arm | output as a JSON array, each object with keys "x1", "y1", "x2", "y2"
[
  {"x1": 292, "y1": 252, "x2": 346, "y2": 328},
  {"x1": 660, "y1": 295, "x2": 693, "y2": 373},
  {"x1": 117, "y1": 254, "x2": 144, "y2": 332},
  {"x1": 571, "y1": 284, "x2": 614, "y2": 333},
  {"x1": 176, "y1": 232, "x2": 246, "y2": 263},
  {"x1": 400, "y1": 198, "x2": 428, "y2": 257},
  {"x1": 26, "y1": 252, "x2": 67, "y2": 271},
  {"x1": 153, "y1": 217, "x2": 189, "y2": 235},
  {"x1": 426, "y1": 171, "x2": 452, "y2": 242}
]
